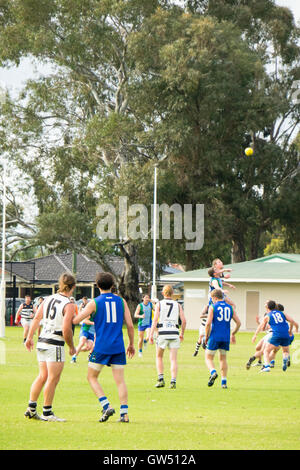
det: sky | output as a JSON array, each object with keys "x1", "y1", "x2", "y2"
[{"x1": 0, "y1": 0, "x2": 299, "y2": 94}]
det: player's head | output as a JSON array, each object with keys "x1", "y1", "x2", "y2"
[
  {"x1": 142, "y1": 294, "x2": 150, "y2": 304},
  {"x1": 266, "y1": 300, "x2": 276, "y2": 311},
  {"x1": 208, "y1": 267, "x2": 215, "y2": 277},
  {"x1": 162, "y1": 285, "x2": 173, "y2": 298},
  {"x1": 212, "y1": 258, "x2": 223, "y2": 269},
  {"x1": 276, "y1": 303, "x2": 284, "y2": 312},
  {"x1": 38, "y1": 296, "x2": 44, "y2": 304},
  {"x1": 25, "y1": 294, "x2": 31, "y2": 303},
  {"x1": 70, "y1": 297, "x2": 75, "y2": 302},
  {"x1": 96, "y1": 272, "x2": 115, "y2": 292},
  {"x1": 211, "y1": 289, "x2": 223, "y2": 303},
  {"x1": 58, "y1": 272, "x2": 76, "y2": 294},
  {"x1": 82, "y1": 296, "x2": 88, "y2": 303}
]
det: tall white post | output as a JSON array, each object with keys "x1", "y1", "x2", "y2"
[
  {"x1": 0, "y1": 161, "x2": 6, "y2": 338},
  {"x1": 151, "y1": 165, "x2": 158, "y2": 301}
]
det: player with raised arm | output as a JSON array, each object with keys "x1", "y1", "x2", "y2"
[
  {"x1": 205, "y1": 289, "x2": 241, "y2": 389},
  {"x1": 73, "y1": 272, "x2": 135, "y2": 423},
  {"x1": 24, "y1": 273, "x2": 77, "y2": 421},
  {"x1": 252, "y1": 300, "x2": 297, "y2": 373},
  {"x1": 149, "y1": 285, "x2": 186, "y2": 389}
]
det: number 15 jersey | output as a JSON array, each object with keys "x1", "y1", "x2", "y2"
[{"x1": 37, "y1": 293, "x2": 71, "y2": 349}]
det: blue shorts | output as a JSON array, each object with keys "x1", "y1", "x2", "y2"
[
  {"x1": 79, "y1": 329, "x2": 94, "y2": 342},
  {"x1": 207, "y1": 338, "x2": 230, "y2": 352},
  {"x1": 89, "y1": 351, "x2": 126, "y2": 367},
  {"x1": 138, "y1": 323, "x2": 151, "y2": 332},
  {"x1": 268, "y1": 335, "x2": 291, "y2": 347}
]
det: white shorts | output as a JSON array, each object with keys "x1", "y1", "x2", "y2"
[
  {"x1": 263, "y1": 332, "x2": 272, "y2": 344},
  {"x1": 156, "y1": 336, "x2": 180, "y2": 350},
  {"x1": 199, "y1": 325, "x2": 206, "y2": 337},
  {"x1": 37, "y1": 346, "x2": 65, "y2": 363},
  {"x1": 21, "y1": 318, "x2": 32, "y2": 328}
]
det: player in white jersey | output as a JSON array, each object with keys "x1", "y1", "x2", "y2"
[
  {"x1": 149, "y1": 285, "x2": 186, "y2": 389},
  {"x1": 15, "y1": 295, "x2": 35, "y2": 344},
  {"x1": 24, "y1": 273, "x2": 77, "y2": 422}
]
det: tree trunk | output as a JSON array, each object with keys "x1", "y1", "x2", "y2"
[
  {"x1": 231, "y1": 238, "x2": 246, "y2": 263},
  {"x1": 116, "y1": 240, "x2": 140, "y2": 318}
]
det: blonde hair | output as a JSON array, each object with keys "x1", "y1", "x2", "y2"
[
  {"x1": 212, "y1": 258, "x2": 221, "y2": 267},
  {"x1": 58, "y1": 272, "x2": 76, "y2": 293},
  {"x1": 162, "y1": 284, "x2": 174, "y2": 298}
]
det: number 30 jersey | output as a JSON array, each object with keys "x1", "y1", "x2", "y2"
[
  {"x1": 157, "y1": 299, "x2": 180, "y2": 340},
  {"x1": 210, "y1": 301, "x2": 233, "y2": 343},
  {"x1": 37, "y1": 293, "x2": 71, "y2": 349}
]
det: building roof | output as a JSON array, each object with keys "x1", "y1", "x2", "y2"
[
  {"x1": 1, "y1": 252, "x2": 124, "y2": 284},
  {"x1": 160, "y1": 253, "x2": 300, "y2": 284}
]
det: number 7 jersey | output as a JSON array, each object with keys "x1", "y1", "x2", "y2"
[
  {"x1": 37, "y1": 293, "x2": 72, "y2": 348},
  {"x1": 157, "y1": 299, "x2": 180, "y2": 340}
]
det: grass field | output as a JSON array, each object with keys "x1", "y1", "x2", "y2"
[{"x1": 0, "y1": 326, "x2": 300, "y2": 450}]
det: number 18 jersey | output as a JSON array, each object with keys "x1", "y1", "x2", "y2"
[{"x1": 37, "y1": 293, "x2": 71, "y2": 349}]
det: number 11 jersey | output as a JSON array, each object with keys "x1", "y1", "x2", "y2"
[{"x1": 93, "y1": 293, "x2": 125, "y2": 355}]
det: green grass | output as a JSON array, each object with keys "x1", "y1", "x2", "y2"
[{"x1": 0, "y1": 326, "x2": 300, "y2": 450}]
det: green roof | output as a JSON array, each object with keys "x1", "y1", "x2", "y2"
[{"x1": 160, "y1": 253, "x2": 300, "y2": 283}]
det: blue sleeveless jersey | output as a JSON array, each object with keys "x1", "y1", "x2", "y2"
[
  {"x1": 210, "y1": 300, "x2": 233, "y2": 342},
  {"x1": 268, "y1": 310, "x2": 290, "y2": 338},
  {"x1": 93, "y1": 293, "x2": 125, "y2": 355}
]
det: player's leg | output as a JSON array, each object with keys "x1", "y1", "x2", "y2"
[
  {"x1": 138, "y1": 330, "x2": 144, "y2": 357},
  {"x1": 246, "y1": 338, "x2": 264, "y2": 369},
  {"x1": 282, "y1": 345, "x2": 290, "y2": 371},
  {"x1": 24, "y1": 361, "x2": 48, "y2": 420},
  {"x1": 169, "y1": 345, "x2": 178, "y2": 389},
  {"x1": 112, "y1": 366, "x2": 129, "y2": 422},
  {"x1": 42, "y1": 359, "x2": 65, "y2": 421},
  {"x1": 22, "y1": 322, "x2": 30, "y2": 343},
  {"x1": 219, "y1": 351, "x2": 228, "y2": 388},
  {"x1": 87, "y1": 363, "x2": 115, "y2": 422},
  {"x1": 261, "y1": 342, "x2": 275, "y2": 372},
  {"x1": 205, "y1": 349, "x2": 218, "y2": 386},
  {"x1": 155, "y1": 344, "x2": 165, "y2": 387},
  {"x1": 193, "y1": 305, "x2": 208, "y2": 356}
]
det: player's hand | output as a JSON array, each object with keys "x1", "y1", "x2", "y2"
[
  {"x1": 127, "y1": 344, "x2": 135, "y2": 359},
  {"x1": 69, "y1": 346, "x2": 76, "y2": 356},
  {"x1": 224, "y1": 274, "x2": 231, "y2": 279},
  {"x1": 25, "y1": 338, "x2": 34, "y2": 352},
  {"x1": 251, "y1": 335, "x2": 257, "y2": 344},
  {"x1": 179, "y1": 333, "x2": 184, "y2": 342},
  {"x1": 231, "y1": 334, "x2": 236, "y2": 344}
]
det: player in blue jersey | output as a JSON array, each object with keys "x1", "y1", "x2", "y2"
[
  {"x1": 134, "y1": 294, "x2": 153, "y2": 357},
  {"x1": 73, "y1": 272, "x2": 135, "y2": 423},
  {"x1": 252, "y1": 300, "x2": 297, "y2": 373},
  {"x1": 205, "y1": 289, "x2": 241, "y2": 388},
  {"x1": 70, "y1": 315, "x2": 95, "y2": 364}
]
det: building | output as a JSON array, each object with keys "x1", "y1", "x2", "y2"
[{"x1": 160, "y1": 253, "x2": 300, "y2": 331}]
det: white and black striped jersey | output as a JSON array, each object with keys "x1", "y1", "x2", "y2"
[
  {"x1": 20, "y1": 302, "x2": 34, "y2": 319},
  {"x1": 157, "y1": 299, "x2": 180, "y2": 340},
  {"x1": 37, "y1": 293, "x2": 71, "y2": 349}
]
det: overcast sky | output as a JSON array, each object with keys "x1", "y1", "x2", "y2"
[{"x1": 0, "y1": 0, "x2": 299, "y2": 93}]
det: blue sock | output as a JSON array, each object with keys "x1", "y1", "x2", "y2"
[
  {"x1": 221, "y1": 378, "x2": 227, "y2": 386},
  {"x1": 139, "y1": 348, "x2": 142, "y2": 353},
  {"x1": 210, "y1": 369, "x2": 217, "y2": 376},
  {"x1": 99, "y1": 396, "x2": 109, "y2": 411},
  {"x1": 120, "y1": 404, "x2": 128, "y2": 416},
  {"x1": 270, "y1": 360, "x2": 275, "y2": 365}
]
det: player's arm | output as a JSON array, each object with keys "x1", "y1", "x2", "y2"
[
  {"x1": 205, "y1": 305, "x2": 214, "y2": 344},
  {"x1": 73, "y1": 300, "x2": 96, "y2": 324},
  {"x1": 252, "y1": 316, "x2": 269, "y2": 343},
  {"x1": 82, "y1": 315, "x2": 94, "y2": 325},
  {"x1": 284, "y1": 313, "x2": 298, "y2": 335},
  {"x1": 134, "y1": 304, "x2": 144, "y2": 319},
  {"x1": 223, "y1": 281, "x2": 235, "y2": 289},
  {"x1": 15, "y1": 304, "x2": 23, "y2": 324},
  {"x1": 123, "y1": 299, "x2": 135, "y2": 358},
  {"x1": 149, "y1": 303, "x2": 160, "y2": 344},
  {"x1": 25, "y1": 303, "x2": 44, "y2": 351},
  {"x1": 179, "y1": 304, "x2": 186, "y2": 341},
  {"x1": 62, "y1": 303, "x2": 76, "y2": 355},
  {"x1": 231, "y1": 309, "x2": 241, "y2": 343}
]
